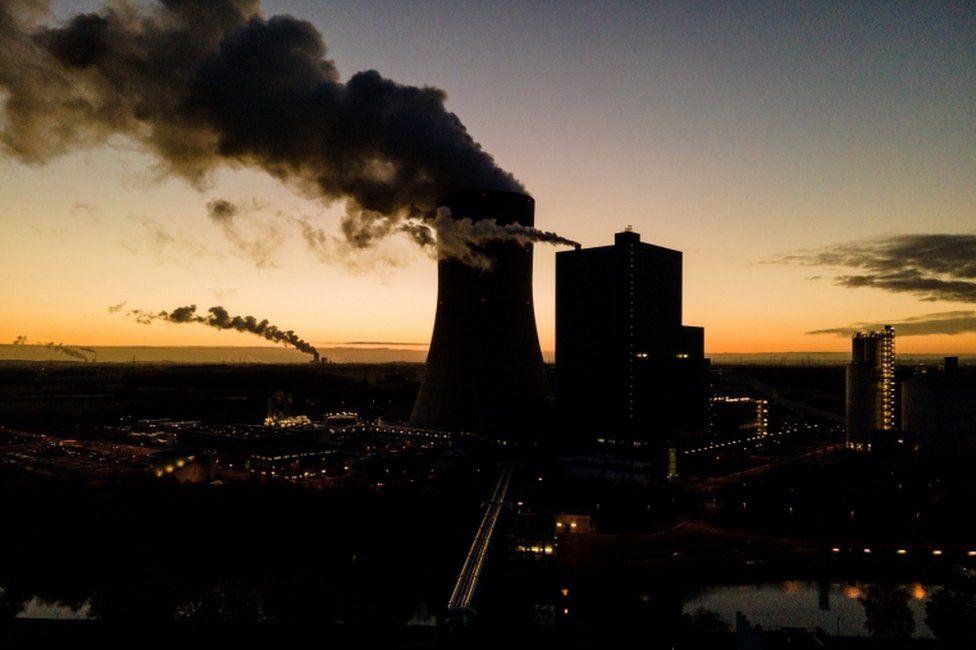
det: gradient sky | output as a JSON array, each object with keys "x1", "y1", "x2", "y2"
[{"x1": 1, "y1": 0, "x2": 974, "y2": 354}]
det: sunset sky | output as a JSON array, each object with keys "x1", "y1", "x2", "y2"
[{"x1": 1, "y1": 1, "x2": 974, "y2": 355}]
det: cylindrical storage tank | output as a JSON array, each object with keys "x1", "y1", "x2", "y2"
[
  {"x1": 846, "y1": 363, "x2": 880, "y2": 449},
  {"x1": 411, "y1": 190, "x2": 548, "y2": 435}
]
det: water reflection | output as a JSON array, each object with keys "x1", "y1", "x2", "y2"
[
  {"x1": 684, "y1": 581, "x2": 937, "y2": 638},
  {"x1": 912, "y1": 584, "x2": 927, "y2": 601},
  {"x1": 6, "y1": 579, "x2": 942, "y2": 636}
]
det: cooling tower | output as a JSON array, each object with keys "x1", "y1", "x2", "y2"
[{"x1": 411, "y1": 190, "x2": 548, "y2": 434}]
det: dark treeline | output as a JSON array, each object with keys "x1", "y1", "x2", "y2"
[
  {"x1": 0, "y1": 468, "x2": 482, "y2": 625},
  {"x1": 709, "y1": 451, "x2": 976, "y2": 544},
  {"x1": 0, "y1": 363, "x2": 422, "y2": 427}
]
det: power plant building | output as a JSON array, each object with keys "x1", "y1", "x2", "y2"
[
  {"x1": 901, "y1": 357, "x2": 976, "y2": 454},
  {"x1": 411, "y1": 191, "x2": 549, "y2": 436},
  {"x1": 708, "y1": 396, "x2": 769, "y2": 442},
  {"x1": 555, "y1": 229, "x2": 707, "y2": 462},
  {"x1": 845, "y1": 326, "x2": 896, "y2": 451}
]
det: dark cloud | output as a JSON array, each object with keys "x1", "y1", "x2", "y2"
[
  {"x1": 0, "y1": 1, "x2": 583, "y2": 267},
  {"x1": 807, "y1": 311, "x2": 976, "y2": 337},
  {"x1": 0, "y1": 2, "x2": 521, "y2": 241},
  {"x1": 107, "y1": 301, "x2": 126, "y2": 313},
  {"x1": 777, "y1": 233, "x2": 976, "y2": 303}
]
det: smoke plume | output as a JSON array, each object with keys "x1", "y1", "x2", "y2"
[
  {"x1": 402, "y1": 207, "x2": 581, "y2": 270},
  {"x1": 0, "y1": 1, "x2": 581, "y2": 267},
  {"x1": 206, "y1": 198, "x2": 283, "y2": 268},
  {"x1": 0, "y1": 1, "x2": 572, "y2": 259},
  {"x1": 129, "y1": 304, "x2": 319, "y2": 360},
  {"x1": 12, "y1": 335, "x2": 28, "y2": 345},
  {"x1": 42, "y1": 341, "x2": 91, "y2": 361}
]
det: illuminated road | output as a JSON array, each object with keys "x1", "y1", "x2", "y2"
[{"x1": 447, "y1": 464, "x2": 514, "y2": 612}]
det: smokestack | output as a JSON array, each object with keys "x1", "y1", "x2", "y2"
[{"x1": 410, "y1": 190, "x2": 548, "y2": 435}]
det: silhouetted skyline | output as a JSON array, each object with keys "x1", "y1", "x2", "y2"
[{"x1": 1, "y1": 1, "x2": 973, "y2": 355}]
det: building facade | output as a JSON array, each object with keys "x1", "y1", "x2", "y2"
[
  {"x1": 845, "y1": 326, "x2": 896, "y2": 451},
  {"x1": 708, "y1": 395, "x2": 769, "y2": 442},
  {"x1": 902, "y1": 357, "x2": 976, "y2": 455},
  {"x1": 555, "y1": 229, "x2": 707, "y2": 465}
]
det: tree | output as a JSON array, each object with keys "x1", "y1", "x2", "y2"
[
  {"x1": 925, "y1": 588, "x2": 976, "y2": 647},
  {"x1": 859, "y1": 584, "x2": 914, "y2": 639}
]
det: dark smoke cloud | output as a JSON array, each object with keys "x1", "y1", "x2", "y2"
[
  {"x1": 0, "y1": 1, "x2": 528, "y2": 253},
  {"x1": 42, "y1": 341, "x2": 90, "y2": 361},
  {"x1": 107, "y1": 301, "x2": 127, "y2": 313},
  {"x1": 129, "y1": 304, "x2": 319, "y2": 360},
  {"x1": 0, "y1": 1, "x2": 581, "y2": 267},
  {"x1": 776, "y1": 233, "x2": 976, "y2": 303},
  {"x1": 206, "y1": 198, "x2": 283, "y2": 268},
  {"x1": 207, "y1": 199, "x2": 237, "y2": 223},
  {"x1": 807, "y1": 311, "x2": 976, "y2": 337},
  {"x1": 286, "y1": 210, "x2": 409, "y2": 271}
]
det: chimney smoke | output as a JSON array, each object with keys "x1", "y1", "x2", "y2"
[
  {"x1": 402, "y1": 207, "x2": 579, "y2": 270},
  {"x1": 41, "y1": 341, "x2": 91, "y2": 362},
  {"x1": 129, "y1": 304, "x2": 319, "y2": 360},
  {"x1": 0, "y1": 1, "x2": 581, "y2": 266}
]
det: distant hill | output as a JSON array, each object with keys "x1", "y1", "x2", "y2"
[
  {"x1": 2, "y1": 345, "x2": 971, "y2": 366},
  {"x1": 709, "y1": 352, "x2": 976, "y2": 365},
  {"x1": 0, "y1": 345, "x2": 428, "y2": 365}
]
